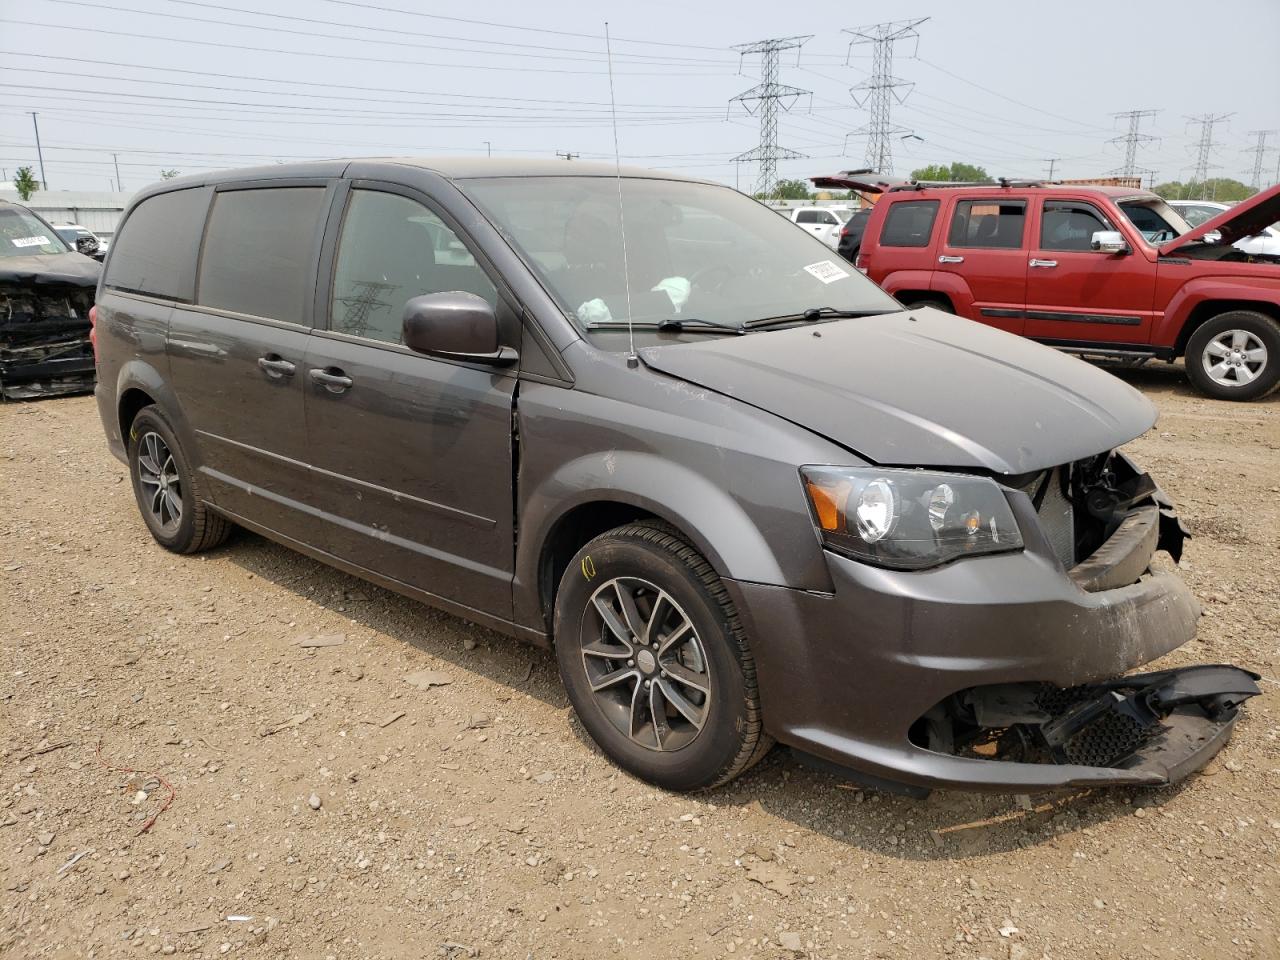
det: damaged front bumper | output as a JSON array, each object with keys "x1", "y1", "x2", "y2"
[
  {"x1": 1, "y1": 253, "x2": 99, "y2": 400},
  {"x1": 725, "y1": 476, "x2": 1260, "y2": 794}
]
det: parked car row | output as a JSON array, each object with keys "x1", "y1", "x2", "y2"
[
  {"x1": 813, "y1": 172, "x2": 1280, "y2": 401},
  {"x1": 89, "y1": 158, "x2": 1259, "y2": 796}
]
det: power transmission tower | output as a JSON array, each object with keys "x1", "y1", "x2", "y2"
[
  {"x1": 842, "y1": 18, "x2": 927, "y2": 175},
  {"x1": 1185, "y1": 112, "x2": 1233, "y2": 198},
  {"x1": 728, "y1": 35, "x2": 813, "y2": 197},
  {"x1": 1108, "y1": 109, "x2": 1159, "y2": 178},
  {"x1": 1244, "y1": 130, "x2": 1277, "y2": 189},
  {"x1": 335, "y1": 281, "x2": 395, "y2": 338}
]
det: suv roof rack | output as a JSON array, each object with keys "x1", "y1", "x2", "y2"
[{"x1": 889, "y1": 178, "x2": 1049, "y2": 192}]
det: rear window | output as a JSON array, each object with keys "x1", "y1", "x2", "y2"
[
  {"x1": 880, "y1": 200, "x2": 939, "y2": 247},
  {"x1": 197, "y1": 187, "x2": 326, "y2": 325},
  {"x1": 104, "y1": 188, "x2": 208, "y2": 300}
]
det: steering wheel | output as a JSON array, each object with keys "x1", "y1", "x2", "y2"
[{"x1": 1147, "y1": 228, "x2": 1175, "y2": 243}]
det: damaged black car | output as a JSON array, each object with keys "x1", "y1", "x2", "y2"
[{"x1": 1, "y1": 199, "x2": 100, "y2": 400}]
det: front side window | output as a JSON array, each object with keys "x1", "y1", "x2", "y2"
[
  {"x1": 880, "y1": 200, "x2": 940, "y2": 247},
  {"x1": 0, "y1": 205, "x2": 67, "y2": 258},
  {"x1": 197, "y1": 187, "x2": 326, "y2": 324},
  {"x1": 104, "y1": 188, "x2": 208, "y2": 300},
  {"x1": 1039, "y1": 201, "x2": 1113, "y2": 252},
  {"x1": 330, "y1": 190, "x2": 496, "y2": 345},
  {"x1": 461, "y1": 176, "x2": 901, "y2": 341},
  {"x1": 946, "y1": 200, "x2": 1026, "y2": 249}
]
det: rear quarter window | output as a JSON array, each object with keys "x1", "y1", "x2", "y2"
[
  {"x1": 104, "y1": 188, "x2": 209, "y2": 301},
  {"x1": 879, "y1": 200, "x2": 940, "y2": 247},
  {"x1": 196, "y1": 187, "x2": 326, "y2": 325}
]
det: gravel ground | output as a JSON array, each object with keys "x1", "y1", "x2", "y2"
[{"x1": 2, "y1": 366, "x2": 1278, "y2": 960}]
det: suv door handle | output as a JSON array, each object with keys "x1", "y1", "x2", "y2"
[
  {"x1": 308, "y1": 367, "x2": 353, "y2": 393},
  {"x1": 938, "y1": 255, "x2": 965, "y2": 264},
  {"x1": 257, "y1": 355, "x2": 296, "y2": 378},
  {"x1": 1029, "y1": 259, "x2": 1058, "y2": 268}
]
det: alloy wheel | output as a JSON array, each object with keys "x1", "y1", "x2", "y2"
[
  {"x1": 136, "y1": 431, "x2": 183, "y2": 534},
  {"x1": 1203, "y1": 329, "x2": 1268, "y2": 387},
  {"x1": 580, "y1": 576, "x2": 712, "y2": 752}
]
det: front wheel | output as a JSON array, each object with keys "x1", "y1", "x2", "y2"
[
  {"x1": 554, "y1": 522, "x2": 772, "y2": 791},
  {"x1": 1185, "y1": 311, "x2": 1280, "y2": 401}
]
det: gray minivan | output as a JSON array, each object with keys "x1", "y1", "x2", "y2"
[{"x1": 93, "y1": 159, "x2": 1258, "y2": 794}]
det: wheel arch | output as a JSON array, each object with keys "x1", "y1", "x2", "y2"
[{"x1": 1174, "y1": 298, "x2": 1280, "y2": 357}]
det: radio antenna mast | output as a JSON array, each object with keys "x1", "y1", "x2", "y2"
[{"x1": 604, "y1": 22, "x2": 637, "y2": 367}]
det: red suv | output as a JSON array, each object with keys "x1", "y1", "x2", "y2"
[{"x1": 812, "y1": 173, "x2": 1280, "y2": 401}]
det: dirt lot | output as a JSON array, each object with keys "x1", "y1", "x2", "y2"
[{"x1": 2, "y1": 367, "x2": 1278, "y2": 960}]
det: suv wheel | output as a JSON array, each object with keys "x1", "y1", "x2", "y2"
[
  {"x1": 903, "y1": 296, "x2": 954, "y2": 314},
  {"x1": 127, "y1": 406, "x2": 232, "y2": 553},
  {"x1": 1185, "y1": 310, "x2": 1280, "y2": 401},
  {"x1": 554, "y1": 522, "x2": 772, "y2": 791}
]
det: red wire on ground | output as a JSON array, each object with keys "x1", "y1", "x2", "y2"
[{"x1": 94, "y1": 739, "x2": 176, "y2": 835}]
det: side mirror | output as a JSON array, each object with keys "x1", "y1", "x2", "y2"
[
  {"x1": 75, "y1": 236, "x2": 100, "y2": 256},
  {"x1": 1203, "y1": 230, "x2": 1223, "y2": 244},
  {"x1": 1090, "y1": 230, "x2": 1128, "y2": 254},
  {"x1": 402, "y1": 292, "x2": 517, "y2": 366}
]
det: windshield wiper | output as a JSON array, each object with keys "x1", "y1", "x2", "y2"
[
  {"x1": 744, "y1": 306, "x2": 895, "y2": 330},
  {"x1": 654, "y1": 317, "x2": 745, "y2": 334}
]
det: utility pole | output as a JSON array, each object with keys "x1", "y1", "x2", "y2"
[
  {"x1": 112, "y1": 153, "x2": 123, "y2": 192},
  {"x1": 728, "y1": 35, "x2": 813, "y2": 198},
  {"x1": 1186, "y1": 112, "x2": 1233, "y2": 199},
  {"x1": 1109, "y1": 109, "x2": 1159, "y2": 178},
  {"x1": 843, "y1": 18, "x2": 927, "y2": 175},
  {"x1": 555, "y1": 150, "x2": 579, "y2": 161},
  {"x1": 1243, "y1": 130, "x2": 1276, "y2": 189},
  {"x1": 1043, "y1": 158, "x2": 1061, "y2": 181},
  {"x1": 482, "y1": 141, "x2": 491, "y2": 158},
  {"x1": 30, "y1": 112, "x2": 47, "y2": 189}
]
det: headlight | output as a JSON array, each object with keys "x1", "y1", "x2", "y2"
[{"x1": 800, "y1": 466, "x2": 1023, "y2": 570}]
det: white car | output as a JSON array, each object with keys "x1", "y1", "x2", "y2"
[
  {"x1": 1169, "y1": 200, "x2": 1280, "y2": 257},
  {"x1": 784, "y1": 206, "x2": 847, "y2": 249}
]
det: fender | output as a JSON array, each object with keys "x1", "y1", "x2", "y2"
[
  {"x1": 112, "y1": 358, "x2": 201, "y2": 467},
  {"x1": 1154, "y1": 274, "x2": 1280, "y2": 350},
  {"x1": 877, "y1": 269, "x2": 937, "y2": 301},
  {"x1": 924, "y1": 272, "x2": 977, "y2": 317},
  {"x1": 512, "y1": 450, "x2": 816, "y2": 632}
]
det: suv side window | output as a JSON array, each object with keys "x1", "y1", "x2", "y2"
[
  {"x1": 1040, "y1": 201, "x2": 1113, "y2": 252},
  {"x1": 795, "y1": 210, "x2": 835, "y2": 225},
  {"x1": 880, "y1": 200, "x2": 939, "y2": 247},
  {"x1": 197, "y1": 187, "x2": 327, "y2": 324},
  {"x1": 104, "y1": 188, "x2": 209, "y2": 301},
  {"x1": 330, "y1": 189, "x2": 497, "y2": 345},
  {"x1": 947, "y1": 200, "x2": 1026, "y2": 249}
]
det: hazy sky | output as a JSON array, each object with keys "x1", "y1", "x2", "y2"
[{"x1": 2, "y1": 0, "x2": 1277, "y2": 193}]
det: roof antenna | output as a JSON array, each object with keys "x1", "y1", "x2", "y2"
[{"x1": 604, "y1": 21, "x2": 638, "y2": 368}]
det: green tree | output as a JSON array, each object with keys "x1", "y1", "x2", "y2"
[
  {"x1": 13, "y1": 166, "x2": 39, "y2": 201},
  {"x1": 755, "y1": 178, "x2": 814, "y2": 201},
  {"x1": 1151, "y1": 178, "x2": 1255, "y2": 202},
  {"x1": 159, "y1": 169, "x2": 180, "y2": 180},
  {"x1": 909, "y1": 162, "x2": 990, "y2": 183}
]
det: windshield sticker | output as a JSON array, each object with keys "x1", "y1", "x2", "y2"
[
  {"x1": 11, "y1": 235, "x2": 51, "y2": 248},
  {"x1": 803, "y1": 260, "x2": 850, "y2": 284}
]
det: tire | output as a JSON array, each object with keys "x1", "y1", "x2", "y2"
[
  {"x1": 126, "y1": 406, "x2": 232, "y2": 554},
  {"x1": 554, "y1": 522, "x2": 772, "y2": 791},
  {"x1": 1184, "y1": 310, "x2": 1280, "y2": 402},
  {"x1": 902, "y1": 296, "x2": 954, "y2": 314}
]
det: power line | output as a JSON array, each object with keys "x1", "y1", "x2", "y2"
[
  {"x1": 1186, "y1": 112, "x2": 1233, "y2": 197},
  {"x1": 729, "y1": 36, "x2": 813, "y2": 197},
  {"x1": 1244, "y1": 130, "x2": 1277, "y2": 189},
  {"x1": 1108, "y1": 109, "x2": 1159, "y2": 178},
  {"x1": 843, "y1": 18, "x2": 926, "y2": 175}
]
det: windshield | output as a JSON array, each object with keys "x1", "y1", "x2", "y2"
[
  {"x1": 0, "y1": 206, "x2": 68, "y2": 258},
  {"x1": 1175, "y1": 203, "x2": 1226, "y2": 228},
  {"x1": 462, "y1": 176, "x2": 901, "y2": 340},
  {"x1": 1117, "y1": 198, "x2": 1188, "y2": 244}
]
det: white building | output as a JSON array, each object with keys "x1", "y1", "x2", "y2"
[{"x1": 0, "y1": 188, "x2": 134, "y2": 240}]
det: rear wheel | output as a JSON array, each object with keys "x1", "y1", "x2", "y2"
[
  {"x1": 901, "y1": 296, "x2": 954, "y2": 314},
  {"x1": 1185, "y1": 310, "x2": 1280, "y2": 401},
  {"x1": 554, "y1": 522, "x2": 771, "y2": 791},
  {"x1": 127, "y1": 406, "x2": 232, "y2": 553}
]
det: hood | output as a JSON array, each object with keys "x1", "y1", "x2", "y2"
[
  {"x1": 0, "y1": 250, "x2": 102, "y2": 287},
  {"x1": 638, "y1": 309, "x2": 1157, "y2": 474},
  {"x1": 809, "y1": 170, "x2": 903, "y2": 194},
  {"x1": 1161, "y1": 183, "x2": 1280, "y2": 255}
]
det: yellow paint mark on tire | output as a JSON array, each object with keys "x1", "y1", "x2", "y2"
[{"x1": 581, "y1": 556, "x2": 596, "y2": 580}]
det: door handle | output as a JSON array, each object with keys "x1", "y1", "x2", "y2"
[
  {"x1": 1029, "y1": 259, "x2": 1058, "y2": 268},
  {"x1": 938, "y1": 255, "x2": 965, "y2": 264},
  {"x1": 257, "y1": 355, "x2": 296, "y2": 378},
  {"x1": 308, "y1": 367, "x2": 353, "y2": 393}
]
